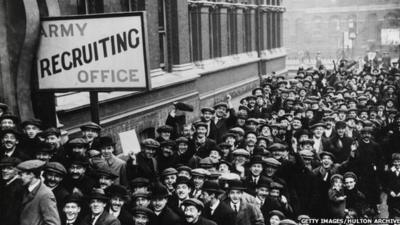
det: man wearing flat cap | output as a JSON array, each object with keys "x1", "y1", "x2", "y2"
[
  {"x1": 18, "y1": 160, "x2": 61, "y2": 225},
  {"x1": 182, "y1": 198, "x2": 217, "y2": 225},
  {"x1": 343, "y1": 172, "x2": 368, "y2": 216},
  {"x1": 0, "y1": 157, "x2": 24, "y2": 225},
  {"x1": 330, "y1": 120, "x2": 354, "y2": 163},
  {"x1": 132, "y1": 206, "x2": 154, "y2": 225},
  {"x1": 0, "y1": 113, "x2": 18, "y2": 130},
  {"x1": 212, "y1": 95, "x2": 236, "y2": 143},
  {"x1": 0, "y1": 128, "x2": 29, "y2": 161},
  {"x1": 189, "y1": 122, "x2": 218, "y2": 159},
  {"x1": 201, "y1": 181, "x2": 236, "y2": 225},
  {"x1": 166, "y1": 102, "x2": 193, "y2": 140},
  {"x1": 63, "y1": 156, "x2": 96, "y2": 196},
  {"x1": 80, "y1": 188, "x2": 120, "y2": 225},
  {"x1": 126, "y1": 138, "x2": 159, "y2": 181},
  {"x1": 80, "y1": 122, "x2": 102, "y2": 148},
  {"x1": 44, "y1": 162, "x2": 70, "y2": 214},
  {"x1": 20, "y1": 118, "x2": 43, "y2": 158}
]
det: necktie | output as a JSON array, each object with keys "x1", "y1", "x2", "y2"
[{"x1": 234, "y1": 204, "x2": 238, "y2": 213}]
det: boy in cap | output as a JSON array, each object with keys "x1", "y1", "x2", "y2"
[
  {"x1": 155, "y1": 125, "x2": 173, "y2": 143},
  {"x1": 132, "y1": 191, "x2": 151, "y2": 208},
  {"x1": 200, "y1": 180, "x2": 236, "y2": 225},
  {"x1": 61, "y1": 194, "x2": 83, "y2": 225},
  {"x1": 161, "y1": 167, "x2": 178, "y2": 193},
  {"x1": 80, "y1": 122, "x2": 102, "y2": 148},
  {"x1": 18, "y1": 160, "x2": 61, "y2": 225},
  {"x1": 20, "y1": 118, "x2": 43, "y2": 157},
  {"x1": 0, "y1": 157, "x2": 23, "y2": 225},
  {"x1": 80, "y1": 188, "x2": 120, "y2": 225},
  {"x1": 93, "y1": 167, "x2": 119, "y2": 190},
  {"x1": 384, "y1": 153, "x2": 400, "y2": 218},
  {"x1": 0, "y1": 113, "x2": 18, "y2": 130},
  {"x1": 182, "y1": 198, "x2": 217, "y2": 225}
]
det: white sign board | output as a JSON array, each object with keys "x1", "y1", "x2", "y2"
[
  {"x1": 119, "y1": 129, "x2": 141, "y2": 155},
  {"x1": 381, "y1": 28, "x2": 400, "y2": 46},
  {"x1": 36, "y1": 13, "x2": 150, "y2": 91}
]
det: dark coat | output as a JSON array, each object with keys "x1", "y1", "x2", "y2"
[
  {"x1": 203, "y1": 201, "x2": 236, "y2": 225},
  {"x1": 188, "y1": 137, "x2": 218, "y2": 159},
  {"x1": 151, "y1": 206, "x2": 182, "y2": 225},
  {"x1": 52, "y1": 184, "x2": 70, "y2": 214},
  {"x1": 80, "y1": 211, "x2": 120, "y2": 225},
  {"x1": 126, "y1": 152, "x2": 158, "y2": 181},
  {"x1": 329, "y1": 135, "x2": 353, "y2": 163},
  {"x1": 327, "y1": 188, "x2": 346, "y2": 218},
  {"x1": 383, "y1": 169, "x2": 400, "y2": 217},
  {"x1": 167, "y1": 195, "x2": 186, "y2": 218},
  {"x1": 213, "y1": 108, "x2": 236, "y2": 143},
  {"x1": 243, "y1": 175, "x2": 271, "y2": 197},
  {"x1": 0, "y1": 178, "x2": 24, "y2": 225},
  {"x1": 20, "y1": 181, "x2": 61, "y2": 225},
  {"x1": 0, "y1": 146, "x2": 30, "y2": 161},
  {"x1": 224, "y1": 200, "x2": 264, "y2": 225},
  {"x1": 63, "y1": 174, "x2": 96, "y2": 196},
  {"x1": 344, "y1": 188, "x2": 368, "y2": 216}
]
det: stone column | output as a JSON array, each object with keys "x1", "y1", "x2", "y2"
[
  {"x1": 219, "y1": 7, "x2": 228, "y2": 57},
  {"x1": 200, "y1": 5, "x2": 210, "y2": 60},
  {"x1": 250, "y1": 7, "x2": 257, "y2": 51},
  {"x1": 236, "y1": 7, "x2": 244, "y2": 54}
]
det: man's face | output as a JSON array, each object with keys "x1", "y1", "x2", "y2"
[
  {"x1": 361, "y1": 131, "x2": 371, "y2": 142},
  {"x1": 225, "y1": 136, "x2": 236, "y2": 147},
  {"x1": 90, "y1": 199, "x2": 106, "y2": 215},
  {"x1": 1, "y1": 166, "x2": 18, "y2": 181},
  {"x1": 69, "y1": 164, "x2": 86, "y2": 180},
  {"x1": 163, "y1": 174, "x2": 177, "y2": 190},
  {"x1": 162, "y1": 146, "x2": 174, "y2": 158},
  {"x1": 178, "y1": 143, "x2": 188, "y2": 154},
  {"x1": 270, "y1": 189, "x2": 280, "y2": 198},
  {"x1": 261, "y1": 126, "x2": 271, "y2": 136},
  {"x1": 250, "y1": 163, "x2": 263, "y2": 176},
  {"x1": 101, "y1": 145, "x2": 114, "y2": 160},
  {"x1": 110, "y1": 196, "x2": 125, "y2": 212},
  {"x1": 135, "y1": 214, "x2": 150, "y2": 225},
  {"x1": 19, "y1": 171, "x2": 34, "y2": 186},
  {"x1": 1, "y1": 119, "x2": 15, "y2": 129},
  {"x1": 184, "y1": 205, "x2": 201, "y2": 224},
  {"x1": 272, "y1": 150, "x2": 287, "y2": 161},
  {"x1": 337, "y1": 127, "x2": 346, "y2": 136},
  {"x1": 193, "y1": 176, "x2": 205, "y2": 189},
  {"x1": 265, "y1": 166, "x2": 277, "y2": 177},
  {"x1": 160, "y1": 132, "x2": 171, "y2": 141},
  {"x1": 313, "y1": 127, "x2": 324, "y2": 138},
  {"x1": 82, "y1": 129, "x2": 98, "y2": 143},
  {"x1": 321, "y1": 156, "x2": 333, "y2": 168},
  {"x1": 151, "y1": 198, "x2": 167, "y2": 212},
  {"x1": 229, "y1": 190, "x2": 242, "y2": 204},
  {"x1": 360, "y1": 112, "x2": 368, "y2": 120},
  {"x1": 45, "y1": 135, "x2": 61, "y2": 149},
  {"x1": 135, "y1": 196, "x2": 150, "y2": 208},
  {"x1": 202, "y1": 112, "x2": 213, "y2": 121},
  {"x1": 36, "y1": 152, "x2": 53, "y2": 162},
  {"x1": 72, "y1": 146, "x2": 87, "y2": 157},
  {"x1": 245, "y1": 134, "x2": 257, "y2": 146},
  {"x1": 2, "y1": 133, "x2": 18, "y2": 150},
  {"x1": 292, "y1": 120, "x2": 302, "y2": 130},
  {"x1": 209, "y1": 150, "x2": 221, "y2": 161},
  {"x1": 183, "y1": 125, "x2": 193, "y2": 138},
  {"x1": 196, "y1": 126, "x2": 207, "y2": 137},
  {"x1": 176, "y1": 184, "x2": 191, "y2": 200},
  {"x1": 215, "y1": 106, "x2": 226, "y2": 118},
  {"x1": 344, "y1": 177, "x2": 356, "y2": 190},
  {"x1": 63, "y1": 202, "x2": 81, "y2": 221},
  {"x1": 237, "y1": 118, "x2": 246, "y2": 126},
  {"x1": 255, "y1": 187, "x2": 269, "y2": 198},
  {"x1": 144, "y1": 147, "x2": 156, "y2": 159},
  {"x1": 200, "y1": 191, "x2": 212, "y2": 204},
  {"x1": 24, "y1": 125, "x2": 41, "y2": 139},
  {"x1": 99, "y1": 176, "x2": 113, "y2": 189},
  {"x1": 349, "y1": 111, "x2": 357, "y2": 118},
  {"x1": 44, "y1": 171, "x2": 63, "y2": 188}
]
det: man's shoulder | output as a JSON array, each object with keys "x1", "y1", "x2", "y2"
[{"x1": 199, "y1": 216, "x2": 218, "y2": 225}]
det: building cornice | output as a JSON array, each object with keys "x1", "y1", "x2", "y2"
[{"x1": 287, "y1": 3, "x2": 400, "y2": 14}]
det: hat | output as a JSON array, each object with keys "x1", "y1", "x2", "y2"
[
  {"x1": 0, "y1": 103, "x2": 8, "y2": 111},
  {"x1": 229, "y1": 127, "x2": 245, "y2": 136},
  {"x1": 21, "y1": 118, "x2": 42, "y2": 129},
  {"x1": 199, "y1": 157, "x2": 217, "y2": 169},
  {"x1": 132, "y1": 191, "x2": 150, "y2": 199},
  {"x1": 360, "y1": 127, "x2": 373, "y2": 134},
  {"x1": 268, "y1": 143, "x2": 287, "y2": 152},
  {"x1": 67, "y1": 138, "x2": 88, "y2": 148},
  {"x1": 150, "y1": 182, "x2": 169, "y2": 199},
  {"x1": 191, "y1": 168, "x2": 210, "y2": 177},
  {"x1": 270, "y1": 182, "x2": 284, "y2": 190},
  {"x1": 175, "y1": 136, "x2": 189, "y2": 144},
  {"x1": 246, "y1": 118, "x2": 259, "y2": 124},
  {"x1": 98, "y1": 136, "x2": 116, "y2": 148},
  {"x1": 299, "y1": 139, "x2": 314, "y2": 146},
  {"x1": 182, "y1": 198, "x2": 204, "y2": 211},
  {"x1": 194, "y1": 122, "x2": 208, "y2": 129},
  {"x1": 343, "y1": 172, "x2": 358, "y2": 183},
  {"x1": 105, "y1": 184, "x2": 129, "y2": 200},
  {"x1": 41, "y1": 127, "x2": 61, "y2": 137},
  {"x1": 63, "y1": 194, "x2": 83, "y2": 205},
  {"x1": 156, "y1": 125, "x2": 173, "y2": 133},
  {"x1": 130, "y1": 177, "x2": 150, "y2": 188},
  {"x1": 256, "y1": 177, "x2": 273, "y2": 189},
  {"x1": 175, "y1": 176, "x2": 193, "y2": 188},
  {"x1": 87, "y1": 188, "x2": 109, "y2": 202},
  {"x1": 87, "y1": 149, "x2": 101, "y2": 158},
  {"x1": 299, "y1": 150, "x2": 314, "y2": 159},
  {"x1": 202, "y1": 180, "x2": 224, "y2": 194},
  {"x1": 392, "y1": 153, "x2": 400, "y2": 161},
  {"x1": 141, "y1": 139, "x2": 160, "y2": 149},
  {"x1": 161, "y1": 167, "x2": 178, "y2": 177},
  {"x1": 17, "y1": 159, "x2": 46, "y2": 172},
  {"x1": 93, "y1": 167, "x2": 119, "y2": 179},
  {"x1": 222, "y1": 132, "x2": 237, "y2": 141},
  {"x1": 69, "y1": 156, "x2": 90, "y2": 167},
  {"x1": 160, "y1": 140, "x2": 176, "y2": 148},
  {"x1": 35, "y1": 142, "x2": 54, "y2": 153},
  {"x1": 218, "y1": 160, "x2": 232, "y2": 169},
  {"x1": 0, "y1": 157, "x2": 22, "y2": 167},
  {"x1": 279, "y1": 219, "x2": 297, "y2": 225},
  {"x1": 177, "y1": 165, "x2": 192, "y2": 173},
  {"x1": 232, "y1": 149, "x2": 250, "y2": 158},
  {"x1": 132, "y1": 206, "x2": 154, "y2": 217},
  {"x1": 80, "y1": 122, "x2": 102, "y2": 132},
  {"x1": 269, "y1": 210, "x2": 285, "y2": 219},
  {"x1": 330, "y1": 174, "x2": 343, "y2": 184},
  {"x1": 335, "y1": 121, "x2": 347, "y2": 129},
  {"x1": 174, "y1": 102, "x2": 194, "y2": 112},
  {"x1": 264, "y1": 157, "x2": 282, "y2": 168},
  {"x1": 0, "y1": 113, "x2": 18, "y2": 123},
  {"x1": 201, "y1": 107, "x2": 215, "y2": 114},
  {"x1": 44, "y1": 162, "x2": 67, "y2": 176},
  {"x1": 228, "y1": 179, "x2": 247, "y2": 190},
  {"x1": 0, "y1": 128, "x2": 20, "y2": 139},
  {"x1": 218, "y1": 142, "x2": 231, "y2": 149},
  {"x1": 214, "y1": 102, "x2": 228, "y2": 110},
  {"x1": 319, "y1": 151, "x2": 335, "y2": 161},
  {"x1": 249, "y1": 155, "x2": 265, "y2": 166},
  {"x1": 246, "y1": 95, "x2": 257, "y2": 101},
  {"x1": 310, "y1": 123, "x2": 327, "y2": 129}
]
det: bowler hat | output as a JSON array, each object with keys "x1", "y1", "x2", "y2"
[
  {"x1": 0, "y1": 128, "x2": 20, "y2": 139},
  {"x1": 150, "y1": 182, "x2": 169, "y2": 199},
  {"x1": 98, "y1": 136, "x2": 116, "y2": 148},
  {"x1": 156, "y1": 125, "x2": 173, "y2": 133},
  {"x1": 202, "y1": 180, "x2": 224, "y2": 194},
  {"x1": 86, "y1": 188, "x2": 109, "y2": 202},
  {"x1": 63, "y1": 194, "x2": 83, "y2": 205},
  {"x1": 41, "y1": 127, "x2": 61, "y2": 137},
  {"x1": 130, "y1": 177, "x2": 150, "y2": 188},
  {"x1": 105, "y1": 184, "x2": 129, "y2": 200},
  {"x1": 174, "y1": 176, "x2": 193, "y2": 189},
  {"x1": 228, "y1": 179, "x2": 247, "y2": 190}
]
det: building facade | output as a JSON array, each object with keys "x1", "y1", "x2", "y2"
[
  {"x1": 284, "y1": 0, "x2": 400, "y2": 60},
  {"x1": 0, "y1": 0, "x2": 285, "y2": 151}
]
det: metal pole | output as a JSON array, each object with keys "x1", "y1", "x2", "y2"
[{"x1": 90, "y1": 91, "x2": 100, "y2": 124}]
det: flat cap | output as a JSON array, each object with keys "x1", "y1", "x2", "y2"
[
  {"x1": 67, "y1": 138, "x2": 88, "y2": 148},
  {"x1": 194, "y1": 122, "x2": 208, "y2": 129},
  {"x1": 141, "y1": 138, "x2": 160, "y2": 148},
  {"x1": 93, "y1": 167, "x2": 119, "y2": 179},
  {"x1": 279, "y1": 219, "x2": 297, "y2": 225},
  {"x1": 130, "y1": 177, "x2": 150, "y2": 187},
  {"x1": 343, "y1": 172, "x2": 358, "y2": 182},
  {"x1": 45, "y1": 162, "x2": 67, "y2": 176},
  {"x1": 132, "y1": 206, "x2": 154, "y2": 217},
  {"x1": 156, "y1": 125, "x2": 173, "y2": 133},
  {"x1": 202, "y1": 180, "x2": 224, "y2": 194},
  {"x1": 319, "y1": 151, "x2": 335, "y2": 160},
  {"x1": 182, "y1": 198, "x2": 204, "y2": 211},
  {"x1": 270, "y1": 182, "x2": 284, "y2": 190},
  {"x1": 392, "y1": 153, "x2": 400, "y2": 161},
  {"x1": 310, "y1": 123, "x2": 327, "y2": 129},
  {"x1": 105, "y1": 184, "x2": 129, "y2": 200},
  {"x1": 299, "y1": 150, "x2": 314, "y2": 159},
  {"x1": 269, "y1": 210, "x2": 285, "y2": 219},
  {"x1": 0, "y1": 103, "x2": 8, "y2": 111},
  {"x1": 0, "y1": 157, "x2": 22, "y2": 167},
  {"x1": 98, "y1": 136, "x2": 116, "y2": 147},
  {"x1": 175, "y1": 176, "x2": 193, "y2": 188},
  {"x1": 0, "y1": 128, "x2": 21, "y2": 139},
  {"x1": 21, "y1": 118, "x2": 42, "y2": 129},
  {"x1": 160, "y1": 140, "x2": 176, "y2": 148},
  {"x1": 264, "y1": 157, "x2": 282, "y2": 167},
  {"x1": 175, "y1": 136, "x2": 189, "y2": 144},
  {"x1": 232, "y1": 149, "x2": 250, "y2": 158},
  {"x1": 201, "y1": 107, "x2": 215, "y2": 114},
  {"x1": 69, "y1": 156, "x2": 90, "y2": 167},
  {"x1": 41, "y1": 127, "x2": 61, "y2": 137},
  {"x1": 17, "y1": 159, "x2": 46, "y2": 171},
  {"x1": 191, "y1": 168, "x2": 210, "y2": 177},
  {"x1": 214, "y1": 102, "x2": 229, "y2": 109},
  {"x1": 80, "y1": 122, "x2": 102, "y2": 131},
  {"x1": 161, "y1": 167, "x2": 178, "y2": 177},
  {"x1": 268, "y1": 143, "x2": 287, "y2": 152},
  {"x1": 177, "y1": 165, "x2": 192, "y2": 173}
]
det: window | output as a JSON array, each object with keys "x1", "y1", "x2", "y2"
[
  {"x1": 228, "y1": 8, "x2": 238, "y2": 55},
  {"x1": 209, "y1": 7, "x2": 221, "y2": 58},
  {"x1": 158, "y1": 0, "x2": 167, "y2": 69}
]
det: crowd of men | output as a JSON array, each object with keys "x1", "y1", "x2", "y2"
[{"x1": 1, "y1": 58, "x2": 400, "y2": 225}]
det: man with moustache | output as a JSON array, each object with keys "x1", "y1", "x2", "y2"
[
  {"x1": 20, "y1": 119, "x2": 43, "y2": 158},
  {"x1": 182, "y1": 198, "x2": 217, "y2": 225},
  {"x1": 63, "y1": 156, "x2": 96, "y2": 196},
  {"x1": 42, "y1": 127, "x2": 68, "y2": 164},
  {"x1": 131, "y1": 207, "x2": 155, "y2": 225},
  {"x1": 80, "y1": 188, "x2": 120, "y2": 225},
  {"x1": 61, "y1": 194, "x2": 84, "y2": 225},
  {"x1": 105, "y1": 185, "x2": 133, "y2": 225},
  {"x1": 189, "y1": 122, "x2": 218, "y2": 159},
  {"x1": 126, "y1": 139, "x2": 159, "y2": 181},
  {"x1": 168, "y1": 176, "x2": 193, "y2": 217},
  {"x1": 44, "y1": 162, "x2": 70, "y2": 213},
  {"x1": 93, "y1": 167, "x2": 119, "y2": 190},
  {"x1": 150, "y1": 182, "x2": 182, "y2": 225},
  {"x1": 0, "y1": 157, "x2": 24, "y2": 225},
  {"x1": 80, "y1": 122, "x2": 102, "y2": 148},
  {"x1": 0, "y1": 128, "x2": 29, "y2": 161},
  {"x1": 201, "y1": 181, "x2": 236, "y2": 225},
  {"x1": 18, "y1": 159, "x2": 60, "y2": 225}
]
